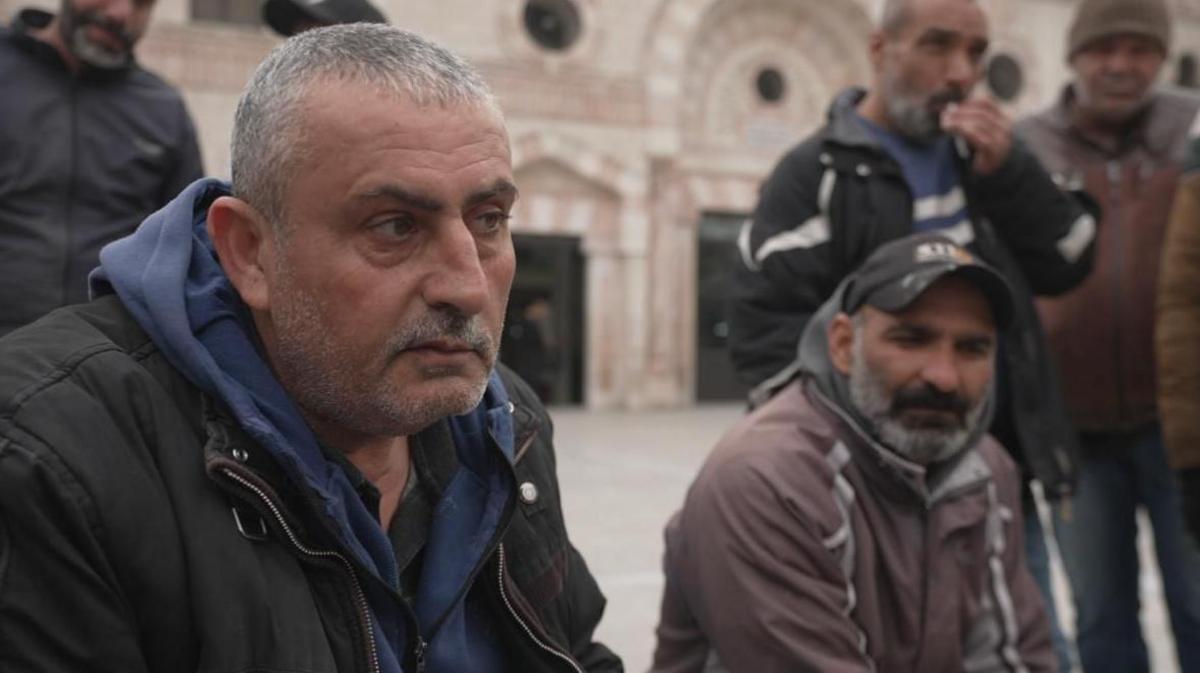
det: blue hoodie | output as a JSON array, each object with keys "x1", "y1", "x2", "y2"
[{"x1": 90, "y1": 179, "x2": 516, "y2": 673}]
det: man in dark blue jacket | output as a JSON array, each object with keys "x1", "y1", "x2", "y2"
[
  {"x1": 0, "y1": 0, "x2": 202, "y2": 336},
  {"x1": 0, "y1": 24, "x2": 620, "y2": 673}
]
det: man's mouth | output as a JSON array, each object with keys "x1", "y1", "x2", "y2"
[
  {"x1": 400, "y1": 338, "x2": 491, "y2": 370},
  {"x1": 1102, "y1": 88, "x2": 1142, "y2": 101},
  {"x1": 406, "y1": 339, "x2": 480, "y2": 355},
  {"x1": 84, "y1": 25, "x2": 126, "y2": 53},
  {"x1": 895, "y1": 407, "x2": 963, "y2": 429},
  {"x1": 928, "y1": 88, "x2": 966, "y2": 113}
]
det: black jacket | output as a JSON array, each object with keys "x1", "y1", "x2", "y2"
[
  {"x1": 0, "y1": 9, "x2": 203, "y2": 335},
  {"x1": 728, "y1": 89, "x2": 1097, "y2": 497},
  {"x1": 0, "y1": 296, "x2": 622, "y2": 673}
]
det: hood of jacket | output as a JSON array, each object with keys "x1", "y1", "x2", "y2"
[
  {"x1": 793, "y1": 280, "x2": 996, "y2": 504},
  {"x1": 89, "y1": 178, "x2": 517, "y2": 673}
]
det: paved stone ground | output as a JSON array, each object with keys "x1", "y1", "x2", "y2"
[{"x1": 550, "y1": 403, "x2": 1180, "y2": 673}]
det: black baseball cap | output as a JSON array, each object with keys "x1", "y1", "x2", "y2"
[
  {"x1": 842, "y1": 232, "x2": 1015, "y2": 329},
  {"x1": 262, "y1": 0, "x2": 387, "y2": 37}
]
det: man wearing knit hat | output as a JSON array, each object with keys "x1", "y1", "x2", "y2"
[{"x1": 1017, "y1": 1, "x2": 1200, "y2": 672}]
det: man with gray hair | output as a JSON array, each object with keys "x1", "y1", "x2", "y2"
[
  {"x1": 653, "y1": 233, "x2": 1055, "y2": 672},
  {"x1": 0, "y1": 24, "x2": 621, "y2": 673}
]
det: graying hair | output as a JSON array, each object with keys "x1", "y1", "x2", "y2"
[{"x1": 230, "y1": 23, "x2": 500, "y2": 227}]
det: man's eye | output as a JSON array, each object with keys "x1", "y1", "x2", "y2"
[
  {"x1": 473, "y1": 211, "x2": 511, "y2": 234},
  {"x1": 371, "y1": 216, "x2": 417, "y2": 240},
  {"x1": 920, "y1": 36, "x2": 953, "y2": 51},
  {"x1": 889, "y1": 334, "x2": 928, "y2": 348},
  {"x1": 958, "y1": 341, "x2": 993, "y2": 357}
]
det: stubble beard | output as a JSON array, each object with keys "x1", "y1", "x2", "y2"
[
  {"x1": 881, "y1": 65, "x2": 963, "y2": 144},
  {"x1": 268, "y1": 262, "x2": 499, "y2": 441},
  {"x1": 847, "y1": 331, "x2": 985, "y2": 466}
]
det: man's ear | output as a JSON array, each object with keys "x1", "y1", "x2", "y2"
[
  {"x1": 828, "y1": 313, "x2": 856, "y2": 376},
  {"x1": 207, "y1": 196, "x2": 274, "y2": 312}
]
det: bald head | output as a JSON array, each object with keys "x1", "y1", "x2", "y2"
[
  {"x1": 878, "y1": 0, "x2": 981, "y2": 37},
  {"x1": 879, "y1": 0, "x2": 912, "y2": 36}
]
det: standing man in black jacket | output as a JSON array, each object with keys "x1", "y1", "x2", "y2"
[
  {"x1": 0, "y1": 24, "x2": 621, "y2": 673},
  {"x1": 727, "y1": 0, "x2": 1096, "y2": 669},
  {"x1": 0, "y1": 0, "x2": 202, "y2": 337}
]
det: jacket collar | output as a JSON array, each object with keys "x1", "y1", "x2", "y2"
[
  {"x1": 510, "y1": 398, "x2": 542, "y2": 463},
  {"x1": 1045, "y1": 82, "x2": 1180, "y2": 160},
  {"x1": 823, "y1": 87, "x2": 887, "y2": 152}
]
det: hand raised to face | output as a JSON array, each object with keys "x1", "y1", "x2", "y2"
[{"x1": 940, "y1": 97, "x2": 1013, "y2": 176}]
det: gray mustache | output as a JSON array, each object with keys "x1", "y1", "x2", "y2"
[{"x1": 388, "y1": 311, "x2": 493, "y2": 355}]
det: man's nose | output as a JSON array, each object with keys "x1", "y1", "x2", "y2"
[
  {"x1": 101, "y1": 0, "x2": 134, "y2": 25},
  {"x1": 1105, "y1": 48, "x2": 1138, "y2": 74},
  {"x1": 918, "y1": 345, "x2": 963, "y2": 395},
  {"x1": 945, "y1": 49, "x2": 977, "y2": 90},
  {"x1": 422, "y1": 222, "x2": 490, "y2": 316}
]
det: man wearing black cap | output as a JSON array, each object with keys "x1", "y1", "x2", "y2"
[
  {"x1": 261, "y1": 0, "x2": 386, "y2": 37},
  {"x1": 1017, "y1": 1, "x2": 1200, "y2": 670},
  {"x1": 652, "y1": 232, "x2": 1055, "y2": 673}
]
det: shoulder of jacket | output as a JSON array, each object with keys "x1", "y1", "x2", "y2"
[
  {"x1": 769, "y1": 132, "x2": 832, "y2": 174},
  {"x1": 681, "y1": 413, "x2": 847, "y2": 552},
  {"x1": 699, "y1": 388, "x2": 842, "y2": 497},
  {"x1": 1153, "y1": 87, "x2": 1200, "y2": 115},
  {"x1": 0, "y1": 297, "x2": 160, "y2": 421},
  {"x1": 1150, "y1": 89, "x2": 1200, "y2": 140}
]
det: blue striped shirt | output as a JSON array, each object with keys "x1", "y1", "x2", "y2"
[{"x1": 855, "y1": 114, "x2": 969, "y2": 233}]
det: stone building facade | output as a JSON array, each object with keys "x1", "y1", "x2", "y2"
[{"x1": 5, "y1": 0, "x2": 1199, "y2": 408}]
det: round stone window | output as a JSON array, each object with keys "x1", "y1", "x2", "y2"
[
  {"x1": 755, "y1": 67, "x2": 786, "y2": 104},
  {"x1": 986, "y1": 53, "x2": 1024, "y2": 102},
  {"x1": 524, "y1": 0, "x2": 583, "y2": 52}
]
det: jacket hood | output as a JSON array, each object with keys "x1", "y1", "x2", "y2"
[
  {"x1": 90, "y1": 178, "x2": 516, "y2": 672},
  {"x1": 795, "y1": 281, "x2": 997, "y2": 503},
  {"x1": 824, "y1": 87, "x2": 877, "y2": 149}
]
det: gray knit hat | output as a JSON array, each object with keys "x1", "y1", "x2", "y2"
[{"x1": 1067, "y1": 0, "x2": 1171, "y2": 59}]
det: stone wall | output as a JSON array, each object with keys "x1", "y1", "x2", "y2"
[{"x1": 5, "y1": 0, "x2": 1198, "y2": 407}]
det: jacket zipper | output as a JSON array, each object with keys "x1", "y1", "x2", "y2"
[
  {"x1": 220, "y1": 467, "x2": 384, "y2": 673},
  {"x1": 496, "y1": 544, "x2": 583, "y2": 673},
  {"x1": 416, "y1": 413, "x2": 527, "y2": 649}
]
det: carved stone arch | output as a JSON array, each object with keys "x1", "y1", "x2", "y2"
[
  {"x1": 510, "y1": 131, "x2": 646, "y2": 252},
  {"x1": 640, "y1": 0, "x2": 875, "y2": 155}
]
